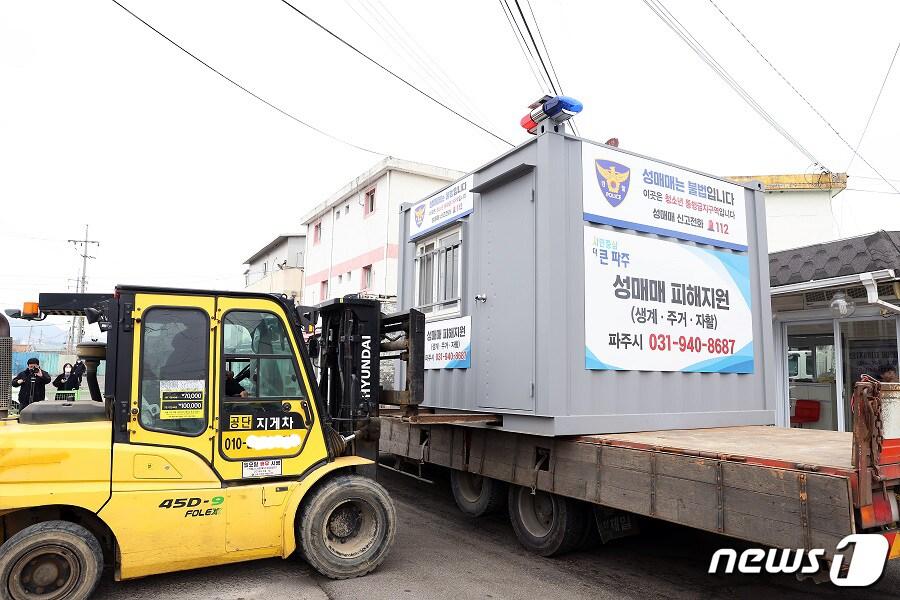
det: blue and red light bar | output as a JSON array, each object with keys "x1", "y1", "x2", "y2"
[{"x1": 521, "y1": 94, "x2": 583, "y2": 134}]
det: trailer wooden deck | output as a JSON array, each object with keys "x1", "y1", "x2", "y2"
[
  {"x1": 579, "y1": 426, "x2": 854, "y2": 472},
  {"x1": 380, "y1": 420, "x2": 869, "y2": 560}
]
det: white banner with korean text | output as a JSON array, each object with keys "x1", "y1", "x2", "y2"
[
  {"x1": 409, "y1": 175, "x2": 474, "y2": 240},
  {"x1": 424, "y1": 315, "x2": 471, "y2": 369},
  {"x1": 582, "y1": 142, "x2": 748, "y2": 251},
  {"x1": 584, "y1": 227, "x2": 754, "y2": 373}
]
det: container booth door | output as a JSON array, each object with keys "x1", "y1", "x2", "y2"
[{"x1": 474, "y1": 172, "x2": 535, "y2": 411}]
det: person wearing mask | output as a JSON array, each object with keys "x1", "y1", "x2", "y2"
[
  {"x1": 12, "y1": 357, "x2": 52, "y2": 410},
  {"x1": 52, "y1": 363, "x2": 81, "y2": 391},
  {"x1": 52, "y1": 362, "x2": 85, "y2": 401}
]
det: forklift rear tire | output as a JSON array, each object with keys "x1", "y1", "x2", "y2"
[
  {"x1": 0, "y1": 520, "x2": 103, "y2": 600},
  {"x1": 507, "y1": 485, "x2": 588, "y2": 557},
  {"x1": 450, "y1": 470, "x2": 507, "y2": 517},
  {"x1": 299, "y1": 474, "x2": 396, "y2": 579}
]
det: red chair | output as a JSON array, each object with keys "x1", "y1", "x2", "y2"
[{"x1": 790, "y1": 399, "x2": 821, "y2": 427}]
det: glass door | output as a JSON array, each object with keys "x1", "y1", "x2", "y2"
[
  {"x1": 785, "y1": 322, "x2": 838, "y2": 431},
  {"x1": 839, "y1": 317, "x2": 899, "y2": 431}
]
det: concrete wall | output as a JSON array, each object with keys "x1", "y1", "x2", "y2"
[
  {"x1": 245, "y1": 267, "x2": 304, "y2": 300},
  {"x1": 246, "y1": 237, "x2": 306, "y2": 286},
  {"x1": 764, "y1": 190, "x2": 838, "y2": 252}
]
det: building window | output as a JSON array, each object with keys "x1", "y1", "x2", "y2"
[
  {"x1": 346, "y1": 271, "x2": 351, "y2": 280},
  {"x1": 338, "y1": 274, "x2": 343, "y2": 284},
  {"x1": 345, "y1": 204, "x2": 350, "y2": 214},
  {"x1": 364, "y1": 189, "x2": 376, "y2": 216},
  {"x1": 320, "y1": 281, "x2": 328, "y2": 300},
  {"x1": 362, "y1": 265, "x2": 372, "y2": 290},
  {"x1": 335, "y1": 209, "x2": 341, "y2": 221},
  {"x1": 414, "y1": 227, "x2": 462, "y2": 316},
  {"x1": 313, "y1": 222, "x2": 322, "y2": 245}
]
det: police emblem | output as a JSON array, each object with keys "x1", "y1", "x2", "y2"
[
  {"x1": 414, "y1": 203, "x2": 426, "y2": 227},
  {"x1": 595, "y1": 159, "x2": 631, "y2": 207}
]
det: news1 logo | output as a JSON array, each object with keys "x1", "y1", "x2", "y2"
[{"x1": 708, "y1": 534, "x2": 890, "y2": 587}]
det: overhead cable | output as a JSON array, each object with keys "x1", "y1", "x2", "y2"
[
  {"x1": 110, "y1": 0, "x2": 384, "y2": 155},
  {"x1": 707, "y1": 0, "x2": 899, "y2": 193},
  {"x1": 280, "y1": 0, "x2": 515, "y2": 147}
]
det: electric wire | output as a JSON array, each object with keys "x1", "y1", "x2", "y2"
[
  {"x1": 279, "y1": 0, "x2": 515, "y2": 147},
  {"x1": 344, "y1": 1, "x2": 460, "y2": 118},
  {"x1": 642, "y1": 0, "x2": 826, "y2": 169},
  {"x1": 512, "y1": 0, "x2": 558, "y2": 96},
  {"x1": 521, "y1": 0, "x2": 580, "y2": 136},
  {"x1": 497, "y1": 0, "x2": 549, "y2": 94},
  {"x1": 846, "y1": 39, "x2": 900, "y2": 175},
  {"x1": 706, "y1": 0, "x2": 900, "y2": 193},
  {"x1": 362, "y1": 0, "x2": 495, "y2": 130},
  {"x1": 109, "y1": 0, "x2": 384, "y2": 155}
]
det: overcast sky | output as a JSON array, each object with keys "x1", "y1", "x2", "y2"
[{"x1": 2, "y1": 0, "x2": 899, "y2": 342}]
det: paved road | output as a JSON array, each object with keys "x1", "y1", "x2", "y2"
[{"x1": 95, "y1": 467, "x2": 899, "y2": 599}]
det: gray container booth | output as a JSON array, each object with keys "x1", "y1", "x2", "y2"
[{"x1": 398, "y1": 131, "x2": 775, "y2": 435}]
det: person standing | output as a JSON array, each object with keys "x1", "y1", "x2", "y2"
[
  {"x1": 12, "y1": 357, "x2": 52, "y2": 410},
  {"x1": 53, "y1": 362, "x2": 83, "y2": 401}
]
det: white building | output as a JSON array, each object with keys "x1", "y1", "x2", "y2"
[
  {"x1": 244, "y1": 232, "x2": 307, "y2": 301},
  {"x1": 728, "y1": 173, "x2": 848, "y2": 252},
  {"x1": 302, "y1": 157, "x2": 464, "y2": 304}
]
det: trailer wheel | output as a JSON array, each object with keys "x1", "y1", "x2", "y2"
[
  {"x1": 450, "y1": 470, "x2": 507, "y2": 517},
  {"x1": 507, "y1": 485, "x2": 588, "y2": 557},
  {"x1": 0, "y1": 520, "x2": 104, "y2": 600},
  {"x1": 299, "y1": 474, "x2": 396, "y2": 579}
]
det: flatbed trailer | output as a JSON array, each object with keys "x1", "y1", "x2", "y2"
[{"x1": 380, "y1": 417, "x2": 900, "y2": 569}]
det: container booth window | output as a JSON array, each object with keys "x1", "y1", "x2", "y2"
[{"x1": 414, "y1": 227, "x2": 462, "y2": 317}]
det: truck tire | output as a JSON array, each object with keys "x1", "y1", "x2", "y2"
[
  {"x1": 507, "y1": 485, "x2": 588, "y2": 557},
  {"x1": 450, "y1": 470, "x2": 507, "y2": 517},
  {"x1": 0, "y1": 520, "x2": 103, "y2": 600},
  {"x1": 298, "y1": 474, "x2": 396, "y2": 579}
]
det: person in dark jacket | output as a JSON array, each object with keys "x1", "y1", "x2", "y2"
[
  {"x1": 12, "y1": 357, "x2": 52, "y2": 410},
  {"x1": 52, "y1": 362, "x2": 84, "y2": 391}
]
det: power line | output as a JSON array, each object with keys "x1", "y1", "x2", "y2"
[
  {"x1": 109, "y1": 0, "x2": 384, "y2": 156},
  {"x1": 351, "y1": 0, "x2": 495, "y2": 132},
  {"x1": 279, "y1": 0, "x2": 515, "y2": 147},
  {"x1": 520, "y1": 0, "x2": 580, "y2": 136},
  {"x1": 642, "y1": 0, "x2": 826, "y2": 170},
  {"x1": 845, "y1": 188, "x2": 900, "y2": 195},
  {"x1": 846, "y1": 38, "x2": 900, "y2": 174},
  {"x1": 512, "y1": 0, "x2": 557, "y2": 96},
  {"x1": 497, "y1": 0, "x2": 548, "y2": 94},
  {"x1": 706, "y1": 0, "x2": 900, "y2": 194}
]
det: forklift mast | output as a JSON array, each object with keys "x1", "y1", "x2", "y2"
[{"x1": 314, "y1": 297, "x2": 424, "y2": 465}]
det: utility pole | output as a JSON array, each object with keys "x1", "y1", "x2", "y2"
[
  {"x1": 68, "y1": 225, "x2": 100, "y2": 347},
  {"x1": 65, "y1": 278, "x2": 80, "y2": 352}
]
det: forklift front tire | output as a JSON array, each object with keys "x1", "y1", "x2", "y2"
[
  {"x1": 0, "y1": 520, "x2": 104, "y2": 600},
  {"x1": 298, "y1": 474, "x2": 396, "y2": 579}
]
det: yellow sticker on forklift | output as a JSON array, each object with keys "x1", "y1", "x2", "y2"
[{"x1": 160, "y1": 380, "x2": 205, "y2": 420}]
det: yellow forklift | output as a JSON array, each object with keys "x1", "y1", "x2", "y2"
[{"x1": 0, "y1": 285, "x2": 423, "y2": 599}]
